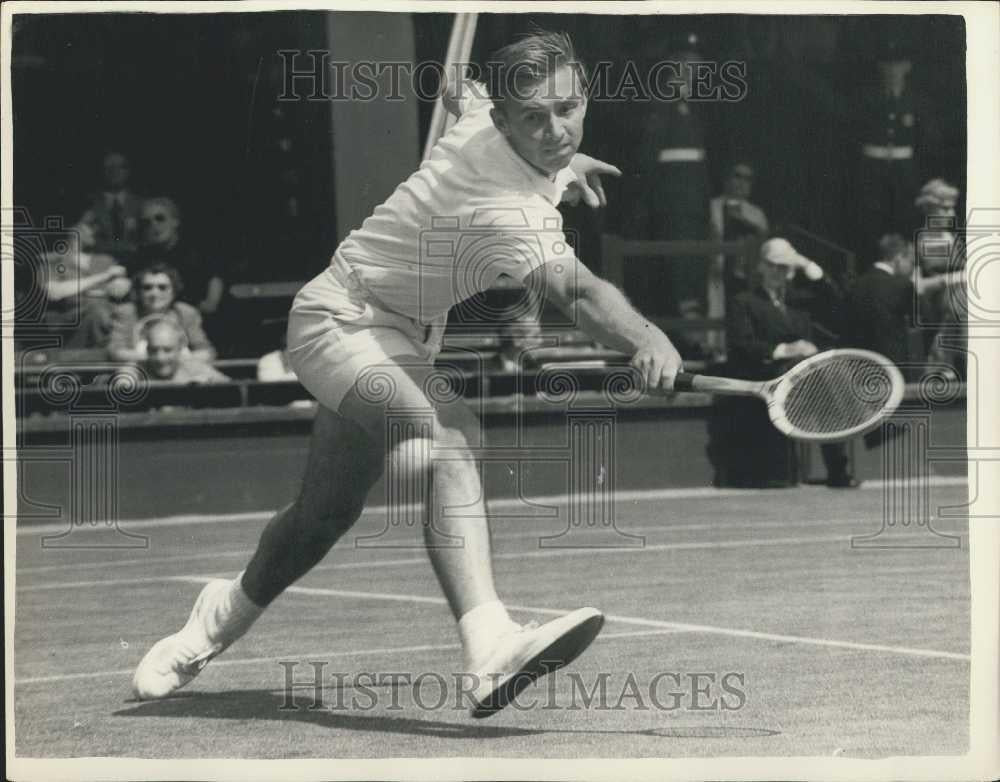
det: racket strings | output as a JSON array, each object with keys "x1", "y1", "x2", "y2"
[{"x1": 782, "y1": 357, "x2": 897, "y2": 436}]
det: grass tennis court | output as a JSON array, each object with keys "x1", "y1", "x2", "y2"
[{"x1": 14, "y1": 482, "x2": 969, "y2": 759}]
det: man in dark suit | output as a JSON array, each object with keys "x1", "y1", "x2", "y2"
[
  {"x1": 710, "y1": 238, "x2": 857, "y2": 488},
  {"x1": 78, "y1": 151, "x2": 144, "y2": 262},
  {"x1": 847, "y1": 232, "x2": 962, "y2": 370},
  {"x1": 846, "y1": 234, "x2": 916, "y2": 367}
]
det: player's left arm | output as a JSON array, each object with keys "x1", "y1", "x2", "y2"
[
  {"x1": 562, "y1": 154, "x2": 622, "y2": 209},
  {"x1": 524, "y1": 257, "x2": 682, "y2": 390}
]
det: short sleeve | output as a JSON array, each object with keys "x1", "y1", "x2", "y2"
[
  {"x1": 457, "y1": 81, "x2": 492, "y2": 117},
  {"x1": 180, "y1": 307, "x2": 213, "y2": 352},
  {"x1": 470, "y1": 203, "x2": 578, "y2": 285}
]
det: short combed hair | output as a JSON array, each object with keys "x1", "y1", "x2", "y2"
[
  {"x1": 136, "y1": 261, "x2": 184, "y2": 298},
  {"x1": 878, "y1": 233, "x2": 911, "y2": 262},
  {"x1": 488, "y1": 30, "x2": 585, "y2": 106}
]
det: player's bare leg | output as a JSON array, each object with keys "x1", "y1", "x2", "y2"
[
  {"x1": 132, "y1": 407, "x2": 383, "y2": 699},
  {"x1": 134, "y1": 357, "x2": 603, "y2": 714},
  {"x1": 240, "y1": 408, "x2": 385, "y2": 605},
  {"x1": 340, "y1": 359, "x2": 604, "y2": 717},
  {"x1": 339, "y1": 361, "x2": 502, "y2": 620}
]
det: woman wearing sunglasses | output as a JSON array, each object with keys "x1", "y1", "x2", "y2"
[{"x1": 107, "y1": 261, "x2": 217, "y2": 365}]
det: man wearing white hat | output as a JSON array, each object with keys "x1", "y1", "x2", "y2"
[{"x1": 710, "y1": 238, "x2": 857, "y2": 488}]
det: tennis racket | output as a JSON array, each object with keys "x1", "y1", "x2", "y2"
[
  {"x1": 669, "y1": 348, "x2": 905, "y2": 442},
  {"x1": 556, "y1": 349, "x2": 905, "y2": 442}
]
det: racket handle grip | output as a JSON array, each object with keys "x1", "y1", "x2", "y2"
[{"x1": 673, "y1": 372, "x2": 697, "y2": 392}]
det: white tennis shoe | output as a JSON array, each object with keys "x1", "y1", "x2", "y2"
[
  {"x1": 131, "y1": 578, "x2": 262, "y2": 700},
  {"x1": 468, "y1": 606, "x2": 605, "y2": 718}
]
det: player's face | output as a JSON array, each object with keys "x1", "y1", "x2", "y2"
[
  {"x1": 492, "y1": 65, "x2": 586, "y2": 176},
  {"x1": 146, "y1": 328, "x2": 182, "y2": 380},
  {"x1": 140, "y1": 272, "x2": 175, "y2": 314}
]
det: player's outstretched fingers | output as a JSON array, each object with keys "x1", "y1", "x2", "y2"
[{"x1": 583, "y1": 161, "x2": 621, "y2": 208}]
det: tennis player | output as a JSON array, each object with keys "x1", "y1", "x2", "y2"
[{"x1": 132, "y1": 31, "x2": 683, "y2": 717}]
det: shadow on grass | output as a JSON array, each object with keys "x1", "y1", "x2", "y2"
[{"x1": 114, "y1": 689, "x2": 780, "y2": 741}]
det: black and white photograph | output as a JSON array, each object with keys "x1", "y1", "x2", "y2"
[{"x1": 4, "y1": 1, "x2": 998, "y2": 779}]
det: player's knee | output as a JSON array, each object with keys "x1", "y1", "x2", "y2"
[
  {"x1": 387, "y1": 436, "x2": 436, "y2": 480},
  {"x1": 387, "y1": 431, "x2": 477, "y2": 482}
]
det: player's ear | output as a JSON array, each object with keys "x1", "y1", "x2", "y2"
[{"x1": 490, "y1": 106, "x2": 511, "y2": 138}]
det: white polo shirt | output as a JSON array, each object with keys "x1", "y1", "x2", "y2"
[{"x1": 333, "y1": 92, "x2": 578, "y2": 325}]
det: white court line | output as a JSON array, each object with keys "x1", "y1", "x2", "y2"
[
  {"x1": 273, "y1": 581, "x2": 974, "y2": 663},
  {"x1": 14, "y1": 476, "x2": 970, "y2": 537},
  {"x1": 17, "y1": 531, "x2": 936, "y2": 592},
  {"x1": 16, "y1": 528, "x2": 967, "y2": 593},
  {"x1": 169, "y1": 577, "x2": 970, "y2": 664},
  {"x1": 14, "y1": 575, "x2": 967, "y2": 687},
  {"x1": 12, "y1": 519, "x2": 822, "y2": 576},
  {"x1": 259, "y1": 580, "x2": 973, "y2": 662},
  {"x1": 18, "y1": 512, "x2": 956, "y2": 576},
  {"x1": 15, "y1": 628, "x2": 684, "y2": 686}
]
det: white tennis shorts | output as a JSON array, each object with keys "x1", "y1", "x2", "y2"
[{"x1": 287, "y1": 254, "x2": 445, "y2": 413}]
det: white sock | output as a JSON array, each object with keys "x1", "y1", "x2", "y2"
[
  {"x1": 227, "y1": 573, "x2": 264, "y2": 618},
  {"x1": 204, "y1": 571, "x2": 264, "y2": 641},
  {"x1": 458, "y1": 600, "x2": 518, "y2": 671}
]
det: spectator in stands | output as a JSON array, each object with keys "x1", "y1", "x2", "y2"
[
  {"x1": 709, "y1": 238, "x2": 857, "y2": 488},
  {"x1": 708, "y1": 161, "x2": 770, "y2": 300},
  {"x1": 627, "y1": 33, "x2": 712, "y2": 317},
  {"x1": 915, "y1": 178, "x2": 958, "y2": 271},
  {"x1": 914, "y1": 178, "x2": 965, "y2": 379},
  {"x1": 141, "y1": 318, "x2": 229, "y2": 384},
  {"x1": 43, "y1": 218, "x2": 132, "y2": 349},
  {"x1": 855, "y1": 39, "x2": 925, "y2": 257},
  {"x1": 135, "y1": 197, "x2": 225, "y2": 317},
  {"x1": 108, "y1": 262, "x2": 216, "y2": 364},
  {"x1": 845, "y1": 234, "x2": 920, "y2": 368},
  {"x1": 78, "y1": 151, "x2": 144, "y2": 261}
]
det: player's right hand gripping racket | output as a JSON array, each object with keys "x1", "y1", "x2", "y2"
[{"x1": 670, "y1": 348, "x2": 905, "y2": 442}]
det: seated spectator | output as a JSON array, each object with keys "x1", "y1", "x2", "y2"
[
  {"x1": 108, "y1": 262, "x2": 216, "y2": 364},
  {"x1": 709, "y1": 161, "x2": 770, "y2": 299},
  {"x1": 708, "y1": 238, "x2": 856, "y2": 488},
  {"x1": 141, "y1": 319, "x2": 230, "y2": 384},
  {"x1": 914, "y1": 178, "x2": 966, "y2": 379},
  {"x1": 43, "y1": 218, "x2": 132, "y2": 349},
  {"x1": 78, "y1": 151, "x2": 144, "y2": 261},
  {"x1": 134, "y1": 197, "x2": 225, "y2": 316}
]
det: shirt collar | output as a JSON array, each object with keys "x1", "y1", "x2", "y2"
[{"x1": 498, "y1": 136, "x2": 577, "y2": 205}]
